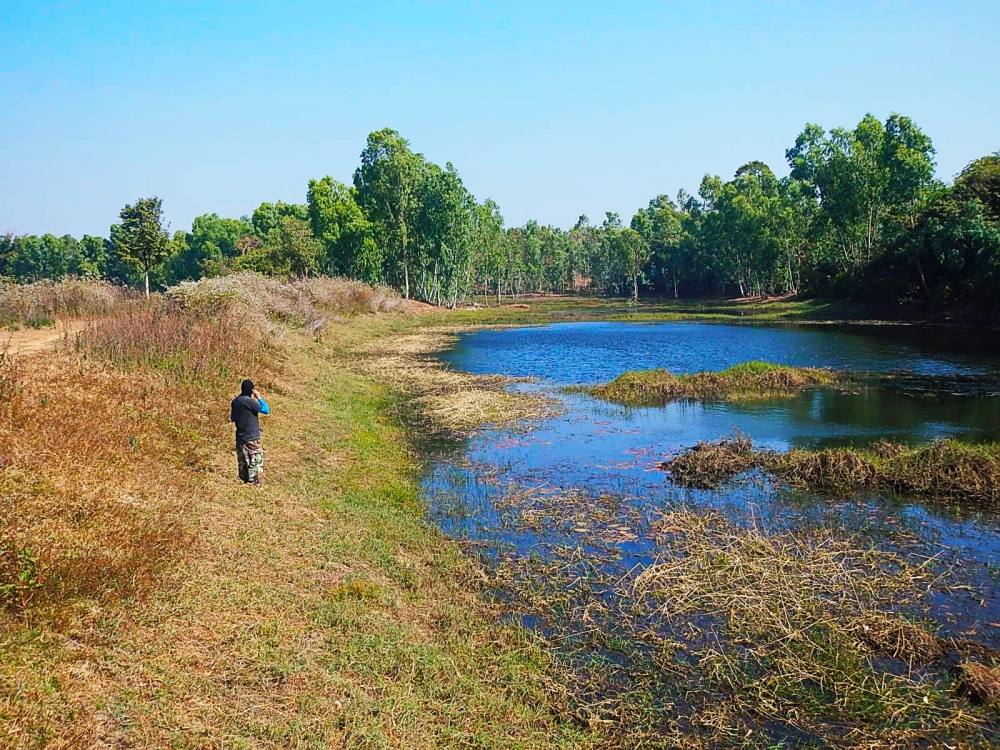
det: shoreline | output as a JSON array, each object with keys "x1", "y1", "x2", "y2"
[{"x1": 5, "y1": 296, "x2": 999, "y2": 748}]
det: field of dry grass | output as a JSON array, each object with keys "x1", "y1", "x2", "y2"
[{"x1": 0, "y1": 277, "x2": 594, "y2": 749}]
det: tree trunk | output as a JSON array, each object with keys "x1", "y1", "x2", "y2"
[
  {"x1": 144, "y1": 269, "x2": 150, "y2": 297},
  {"x1": 915, "y1": 241, "x2": 933, "y2": 303},
  {"x1": 403, "y1": 259, "x2": 410, "y2": 299},
  {"x1": 632, "y1": 274, "x2": 639, "y2": 303}
]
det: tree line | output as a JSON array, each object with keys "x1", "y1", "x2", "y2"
[{"x1": 2, "y1": 117, "x2": 998, "y2": 312}]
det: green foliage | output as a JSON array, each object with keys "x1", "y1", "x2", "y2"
[
  {"x1": 0, "y1": 540, "x2": 40, "y2": 611},
  {"x1": 307, "y1": 176, "x2": 382, "y2": 282},
  {"x1": 353, "y1": 128, "x2": 423, "y2": 297},
  {"x1": 238, "y1": 216, "x2": 322, "y2": 278},
  {"x1": 3, "y1": 122, "x2": 997, "y2": 315},
  {"x1": 113, "y1": 196, "x2": 170, "y2": 295}
]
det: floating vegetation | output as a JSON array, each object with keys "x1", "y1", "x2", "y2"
[
  {"x1": 358, "y1": 328, "x2": 559, "y2": 434},
  {"x1": 958, "y1": 661, "x2": 1000, "y2": 707},
  {"x1": 635, "y1": 509, "x2": 994, "y2": 745},
  {"x1": 465, "y1": 483, "x2": 1000, "y2": 747},
  {"x1": 662, "y1": 436, "x2": 1000, "y2": 504},
  {"x1": 583, "y1": 360, "x2": 838, "y2": 406},
  {"x1": 660, "y1": 433, "x2": 755, "y2": 489}
]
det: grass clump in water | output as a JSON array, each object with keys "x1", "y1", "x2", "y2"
[
  {"x1": 636, "y1": 509, "x2": 994, "y2": 745},
  {"x1": 585, "y1": 360, "x2": 836, "y2": 406},
  {"x1": 662, "y1": 436, "x2": 1000, "y2": 504},
  {"x1": 661, "y1": 434, "x2": 755, "y2": 489}
]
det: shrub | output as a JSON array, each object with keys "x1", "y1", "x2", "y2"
[
  {"x1": 165, "y1": 272, "x2": 402, "y2": 334},
  {"x1": 76, "y1": 297, "x2": 273, "y2": 383},
  {"x1": 0, "y1": 278, "x2": 129, "y2": 328}
]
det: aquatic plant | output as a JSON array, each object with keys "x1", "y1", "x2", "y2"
[
  {"x1": 662, "y1": 436, "x2": 1000, "y2": 504},
  {"x1": 660, "y1": 434, "x2": 755, "y2": 488},
  {"x1": 480, "y1": 481, "x2": 999, "y2": 747},
  {"x1": 635, "y1": 509, "x2": 991, "y2": 744},
  {"x1": 358, "y1": 328, "x2": 558, "y2": 434},
  {"x1": 584, "y1": 360, "x2": 837, "y2": 406}
]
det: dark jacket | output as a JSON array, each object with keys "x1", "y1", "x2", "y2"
[{"x1": 230, "y1": 394, "x2": 270, "y2": 444}]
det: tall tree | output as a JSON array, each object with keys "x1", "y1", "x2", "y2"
[
  {"x1": 786, "y1": 113, "x2": 935, "y2": 274},
  {"x1": 353, "y1": 129, "x2": 423, "y2": 298},
  {"x1": 307, "y1": 177, "x2": 382, "y2": 282},
  {"x1": 631, "y1": 195, "x2": 687, "y2": 297},
  {"x1": 239, "y1": 216, "x2": 321, "y2": 278},
  {"x1": 471, "y1": 199, "x2": 506, "y2": 304},
  {"x1": 113, "y1": 197, "x2": 169, "y2": 295}
]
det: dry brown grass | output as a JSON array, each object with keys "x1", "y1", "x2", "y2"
[
  {"x1": 635, "y1": 509, "x2": 989, "y2": 744},
  {"x1": 0, "y1": 356, "x2": 204, "y2": 617},
  {"x1": 663, "y1": 435, "x2": 1000, "y2": 505},
  {"x1": 357, "y1": 328, "x2": 558, "y2": 434},
  {"x1": 166, "y1": 271, "x2": 408, "y2": 334},
  {"x1": 0, "y1": 346, "x2": 226, "y2": 745},
  {"x1": 76, "y1": 296, "x2": 276, "y2": 382},
  {"x1": 660, "y1": 434, "x2": 755, "y2": 488},
  {"x1": 0, "y1": 277, "x2": 129, "y2": 328},
  {"x1": 957, "y1": 661, "x2": 1000, "y2": 707},
  {"x1": 0, "y1": 287, "x2": 596, "y2": 749}
]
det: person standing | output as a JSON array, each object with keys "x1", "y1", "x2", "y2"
[{"x1": 230, "y1": 378, "x2": 270, "y2": 485}]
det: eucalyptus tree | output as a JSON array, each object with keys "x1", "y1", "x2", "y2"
[
  {"x1": 592, "y1": 213, "x2": 627, "y2": 294},
  {"x1": 631, "y1": 195, "x2": 687, "y2": 297},
  {"x1": 471, "y1": 199, "x2": 506, "y2": 303},
  {"x1": 354, "y1": 128, "x2": 423, "y2": 298},
  {"x1": 413, "y1": 162, "x2": 476, "y2": 306},
  {"x1": 618, "y1": 227, "x2": 649, "y2": 301},
  {"x1": 786, "y1": 113, "x2": 935, "y2": 274}
]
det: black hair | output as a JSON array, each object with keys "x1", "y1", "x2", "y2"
[{"x1": 240, "y1": 378, "x2": 255, "y2": 396}]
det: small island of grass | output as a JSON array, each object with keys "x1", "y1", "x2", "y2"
[
  {"x1": 662, "y1": 436, "x2": 1000, "y2": 504},
  {"x1": 583, "y1": 360, "x2": 838, "y2": 406}
]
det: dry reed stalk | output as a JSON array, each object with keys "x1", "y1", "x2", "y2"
[
  {"x1": 0, "y1": 277, "x2": 129, "y2": 328},
  {"x1": 633, "y1": 509, "x2": 982, "y2": 737},
  {"x1": 75, "y1": 297, "x2": 276, "y2": 383},
  {"x1": 356, "y1": 328, "x2": 558, "y2": 434},
  {"x1": 165, "y1": 272, "x2": 406, "y2": 336},
  {"x1": 664, "y1": 435, "x2": 1000, "y2": 504}
]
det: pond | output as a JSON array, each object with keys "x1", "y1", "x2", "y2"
[{"x1": 421, "y1": 321, "x2": 1000, "y2": 743}]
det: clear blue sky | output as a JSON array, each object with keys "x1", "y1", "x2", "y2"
[{"x1": 1, "y1": 1, "x2": 997, "y2": 237}]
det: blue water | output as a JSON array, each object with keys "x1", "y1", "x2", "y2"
[
  {"x1": 424, "y1": 321, "x2": 1000, "y2": 648},
  {"x1": 440, "y1": 321, "x2": 1000, "y2": 384}
]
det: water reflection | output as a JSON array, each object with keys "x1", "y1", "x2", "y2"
[{"x1": 424, "y1": 321, "x2": 1000, "y2": 648}]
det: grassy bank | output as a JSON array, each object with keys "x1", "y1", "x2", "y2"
[
  {"x1": 663, "y1": 435, "x2": 1000, "y2": 504},
  {"x1": 582, "y1": 361, "x2": 837, "y2": 406},
  {"x1": 4, "y1": 282, "x2": 998, "y2": 748},
  {"x1": 0, "y1": 277, "x2": 593, "y2": 748}
]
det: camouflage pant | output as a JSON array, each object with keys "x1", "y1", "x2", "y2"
[{"x1": 237, "y1": 439, "x2": 264, "y2": 485}]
